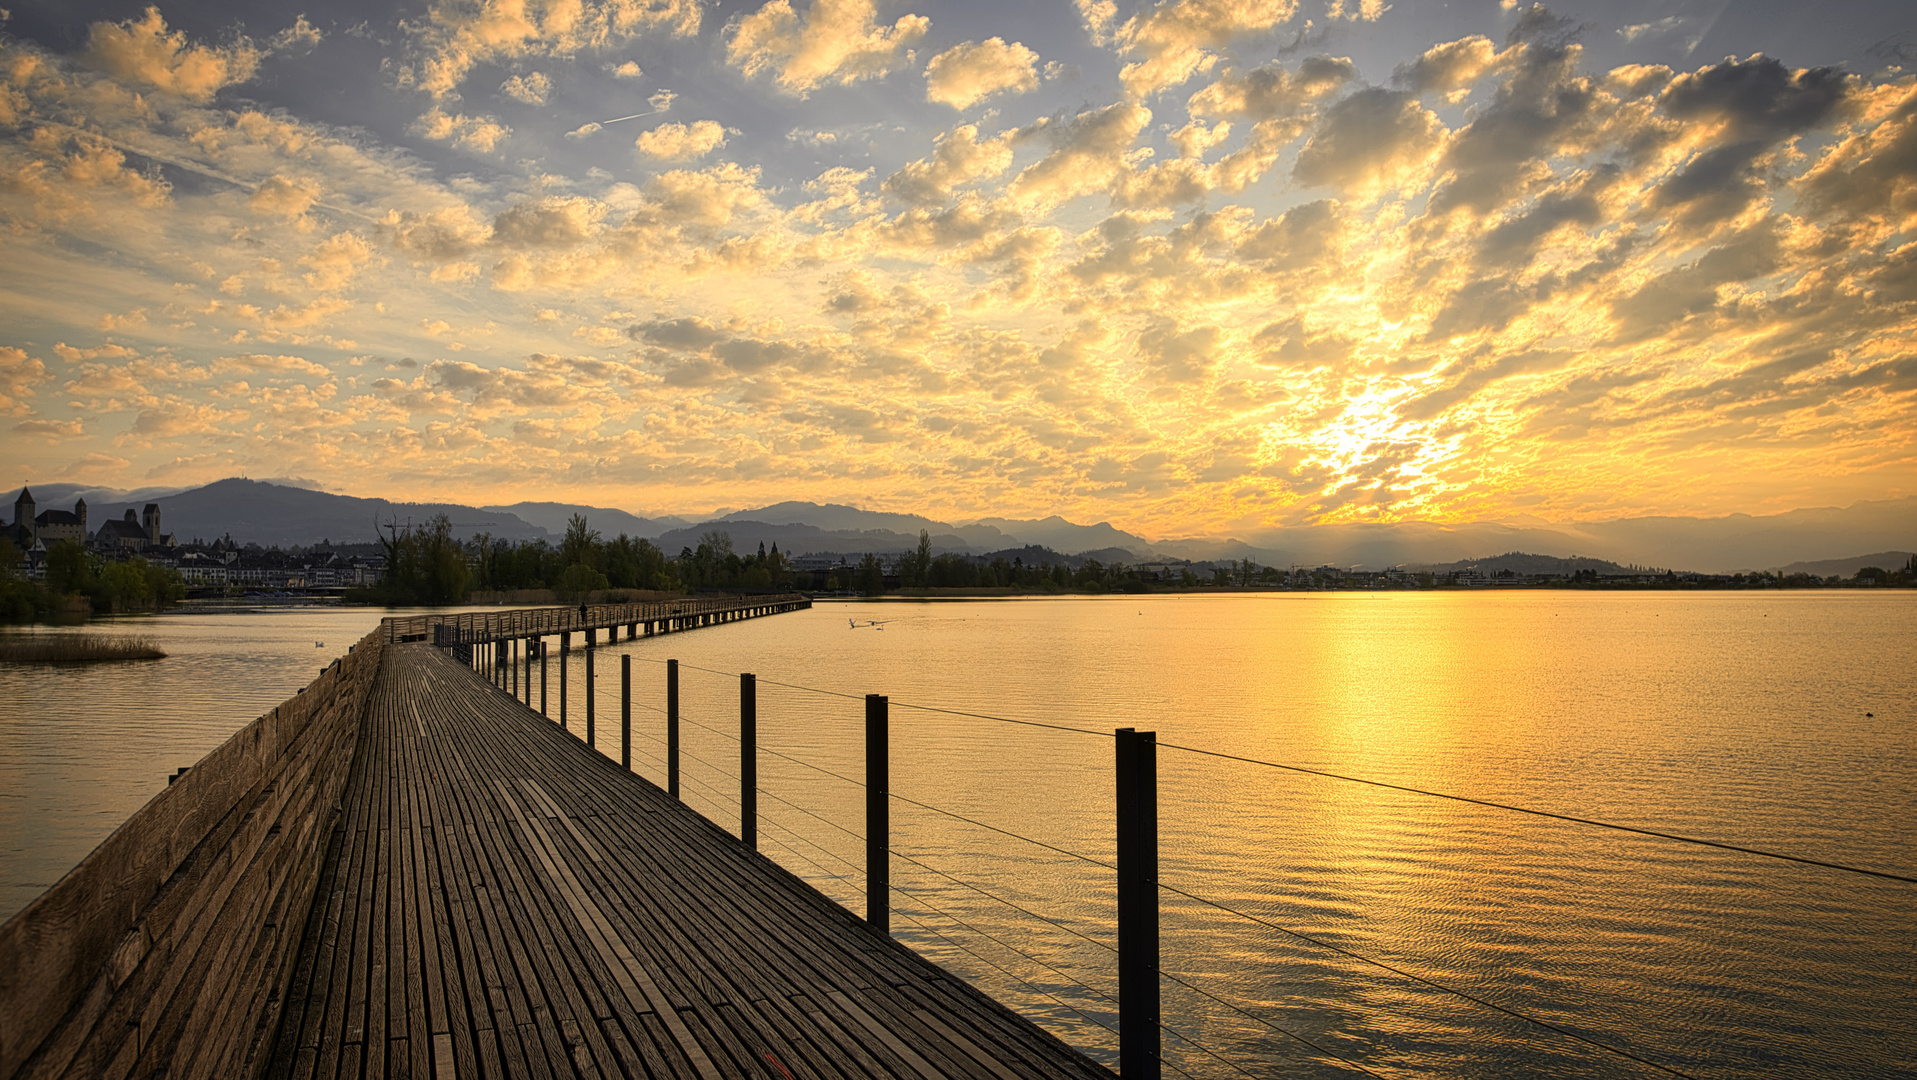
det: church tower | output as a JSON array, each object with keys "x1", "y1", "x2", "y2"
[{"x1": 11, "y1": 487, "x2": 33, "y2": 545}]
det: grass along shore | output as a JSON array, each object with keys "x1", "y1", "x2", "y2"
[{"x1": 0, "y1": 633, "x2": 167, "y2": 663}]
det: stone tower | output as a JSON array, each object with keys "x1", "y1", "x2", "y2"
[
  {"x1": 143, "y1": 503, "x2": 161, "y2": 544},
  {"x1": 76, "y1": 498, "x2": 87, "y2": 543},
  {"x1": 11, "y1": 487, "x2": 32, "y2": 545}
]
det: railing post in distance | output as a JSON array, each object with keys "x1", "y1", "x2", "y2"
[
  {"x1": 1116, "y1": 727, "x2": 1160, "y2": 1080},
  {"x1": 866, "y1": 694, "x2": 889, "y2": 933},
  {"x1": 621, "y1": 654, "x2": 632, "y2": 769},
  {"x1": 586, "y1": 646, "x2": 596, "y2": 746},
  {"x1": 667, "y1": 659, "x2": 680, "y2": 799},
  {"x1": 740, "y1": 673, "x2": 757, "y2": 849}
]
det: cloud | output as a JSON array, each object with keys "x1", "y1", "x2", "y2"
[
  {"x1": 491, "y1": 196, "x2": 606, "y2": 248},
  {"x1": 1188, "y1": 55, "x2": 1354, "y2": 119},
  {"x1": 1293, "y1": 87, "x2": 1443, "y2": 194},
  {"x1": 1137, "y1": 318, "x2": 1220, "y2": 382},
  {"x1": 1394, "y1": 35, "x2": 1511, "y2": 97},
  {"x1": 1109, "y1": 0, "x2": 1302, "y2": 98},
  {"x1": 0, "y1": 346, "x2": 49, "y2": 415},
  {"x1": 401, "y1": 0, "x2": 700, "y2": 99},
  {"x1": 83, "y1": 7, "x2": 261, "y2": 103},
  {"x1": 413, "y1": 106, "x2": 511, "y2": 152},
  {"x1": 499, "y1": 71, "x2": 553, "y2": 105},
  {"x1": 249, "y1": 175, "x2": 320, "y2": 219},
  {"x1": 12, "y1": 418, "x2": 86, "y2": 439},
  {"x1": 1798, "y1": 81, "x2": 1917, "y2": 228},
  {"x1": 1325, "y1": 0, "x2": 1388, "y2": 21},
  {"x1": 727, "y1": 0, "x2": 930, "y2": 97},
  {"x1": 1009, "y1": 102, "x2": 1152, "y2": 209},
  {"x1": 609, "y1": 60, "x2": 643, "y2": 78},
  {"x1": 300, "y1": 232, "x2": 374, "y2": 291},
  {"x1": 925, "y1": 38, "x2": 1039, "y2": 110},
  {"x1": 636, "y1": 120, "x2": 729, "y2": 161},
  {"x1": 883, "y1": 123, "x2": 1016, "y2": 204}
]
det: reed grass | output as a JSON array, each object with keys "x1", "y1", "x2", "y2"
[{"x1": 0, "y1": 634, "x2": 167, "y2": 663}]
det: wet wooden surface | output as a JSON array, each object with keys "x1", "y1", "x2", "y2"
[{"x1": 269, "y1": 643, "x2": 1111, "y2": 1080}]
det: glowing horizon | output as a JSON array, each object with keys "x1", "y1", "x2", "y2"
[{"x1": 2, "y1": 0, "x2": 1913, "y2": 537}]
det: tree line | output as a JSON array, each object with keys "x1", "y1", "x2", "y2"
[
  {"x1": 0, "y1": 538, "x2": 186, "y2": 622},
  {"x1": 360, "y1": 514, "x2": 801, "y2": 605}
]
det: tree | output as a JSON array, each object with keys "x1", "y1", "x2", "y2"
[
  {"x1": 561, "y1": 514, "x2": 601, "y2": 570},
  {"x1": 856, "y1": 553, "x2": 885, "y2": 596}
]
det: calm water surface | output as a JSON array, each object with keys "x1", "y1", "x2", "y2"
[{"x1": 4, "y1": 593, "x2": 1913, "y2": 1078}]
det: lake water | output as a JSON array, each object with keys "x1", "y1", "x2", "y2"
[{"x1": 4, "y1": 593, "x2": 1912, "y2": 1078}]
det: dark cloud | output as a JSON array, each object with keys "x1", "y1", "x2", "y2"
[
  {"x1": 1137, "y1": 319, "x2": 1218, "y2": 383},
  {"x1": 490, "y1": 197, "x2": 600, "y2": 248},
  {"x1": 1187, "y1": 56, "x2": 1355, "y2": 120},
  {"x1": 1608, "y1": 222, "x2": 1783, "y2": 341},
  {"x1": 1658, "y1": 55, "x2": 1854, "y2": 143},
  {"x1": 630, "y1": 316, "x2": 725, "y2": 349},
  {"x1": 1235, "y1": 199, "x2": 1342, "y2": 270},
  {"x1": 1797, "y1": 83, "x2": 1917, "y2": 223},
  {"x1": 1427, "y1": 42, "x2": 1596, "y2": 216},
  {"x1": 1293, "y1": 88, "x2": 1443, "y2": 192}
]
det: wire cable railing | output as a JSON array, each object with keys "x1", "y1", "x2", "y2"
[{"x1": 453, "y1": 618, "x2": 1911, "y2": 1080}]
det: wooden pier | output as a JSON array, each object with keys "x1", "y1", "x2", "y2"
[{"x1": 0, "y1": 596, "x2": 1111, "y2": 1080}]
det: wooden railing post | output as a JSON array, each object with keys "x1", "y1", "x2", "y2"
[
  {"x1": 621, "y1": 654, "x2": 632, "y2": 769},
  {"x1": 585, "y1": 646, "x2": 595, "y2": 746},
  {"x1": 1116, "y1": 727, "x2": 1160, "y2": 1080},
  {"x1": 560, "y1": 642, "x2": 569, "y2": 727},
  {"x1": 667, "y1": 659, "x2": 680, "y2": 799},
  {"x1": 740, "y1": 673, "x2": 757, "y2": 849},
  {"x1": 866, "y1": 694, "x2": 889, "y2": 933},
  {"x1": 540, "y1": 641, "x2": 548, "y2": 718}
]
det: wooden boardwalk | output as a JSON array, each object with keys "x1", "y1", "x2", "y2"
[{"x1": 268, "y1": 643, "x2": 1112, "y2": 1080}]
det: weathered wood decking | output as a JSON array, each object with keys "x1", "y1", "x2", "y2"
[{"x1": 269, "y1": 643, "x2": 1111, "y2": 1080}]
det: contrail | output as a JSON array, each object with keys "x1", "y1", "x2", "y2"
[{"x1": 597, "y1": 111, "x2": 657, "y2": 125}]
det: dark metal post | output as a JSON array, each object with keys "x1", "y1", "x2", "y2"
[
  {"x1": 560, "y1": 643, "x2": 569, "y2": 727},
  {"x1": 621, "y1": 654, "x2": 632, "y2": 768},
  {"x1": 540, "y1": 642, "x2": 548, "y2": 717},
  {"x1": 740, "y1": 673, "x2": 757, "y2": 849},
  {"x1": 667, "y1": 659, "x2": 680, "y2": 799},
  {"x1": 1116, "y1": 728, "x2": 1160, "y2": 1080},
  {"x1": 585, "y1": 646, "x2": 595, "y2": 746},
  {"x1": 866, "y1": 694, "x2": 889, "y2": 933}
]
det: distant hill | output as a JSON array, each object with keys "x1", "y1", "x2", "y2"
[
  {"x1": 1401, "y1": 552, "x2": 1630, "y2": 575},
  {"x1": 964, "y1": 515, "x2": 1156, "y2": 557},
  {"x1": 717, "y1": 502, "x2": 1016, "y2": 549},
  {"x1": 64, "y1": 478, "x2": 551, "y2": 546},
  {"x1": 482, "y1": 501, "x2": 685, "y2": 540},
  {"x1": 1772, "y1": 551, "x2": 1916, "y2": 577},
  {"x1": 653, "y1": 520, "x2": 979, "y2": 558}
]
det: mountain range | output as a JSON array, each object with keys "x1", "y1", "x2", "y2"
[{"x1": 6, "y1": 478, "x2": 1912, "y2": 574}]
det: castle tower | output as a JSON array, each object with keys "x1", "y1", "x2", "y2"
[
  {"x1": 143, "y1": 503, "x2": 160, "y2": 544},
  {"x1": 76, "y1": 498, "x2": 87, "y2": 543},
  {"x1": 12, "y1": 487, "x2": 32, "y2": 545}
]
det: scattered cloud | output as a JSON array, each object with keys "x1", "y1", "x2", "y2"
[
  {"x1": 400, "y1": 0, "x2": 700, "y2": 100},
  {"x1": 925, "y1": 37, "x2": 1040, "y2": 109},
  {"x1": 727, "y1": 0, "x2": 930, "y2": 97},
  {"x1": 636, "y1": 120, "x2": 729, "y2": 161},
  {"x1": 82, "y1": 6, "x2": 261, "y2": 102},
  {"x1": 499, "y1": 71, "x2": 553, "y2": 105}
]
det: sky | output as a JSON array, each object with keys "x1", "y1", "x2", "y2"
[{"x1": 0, "y1": 0, "x2": 1912, "y2": 537}]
